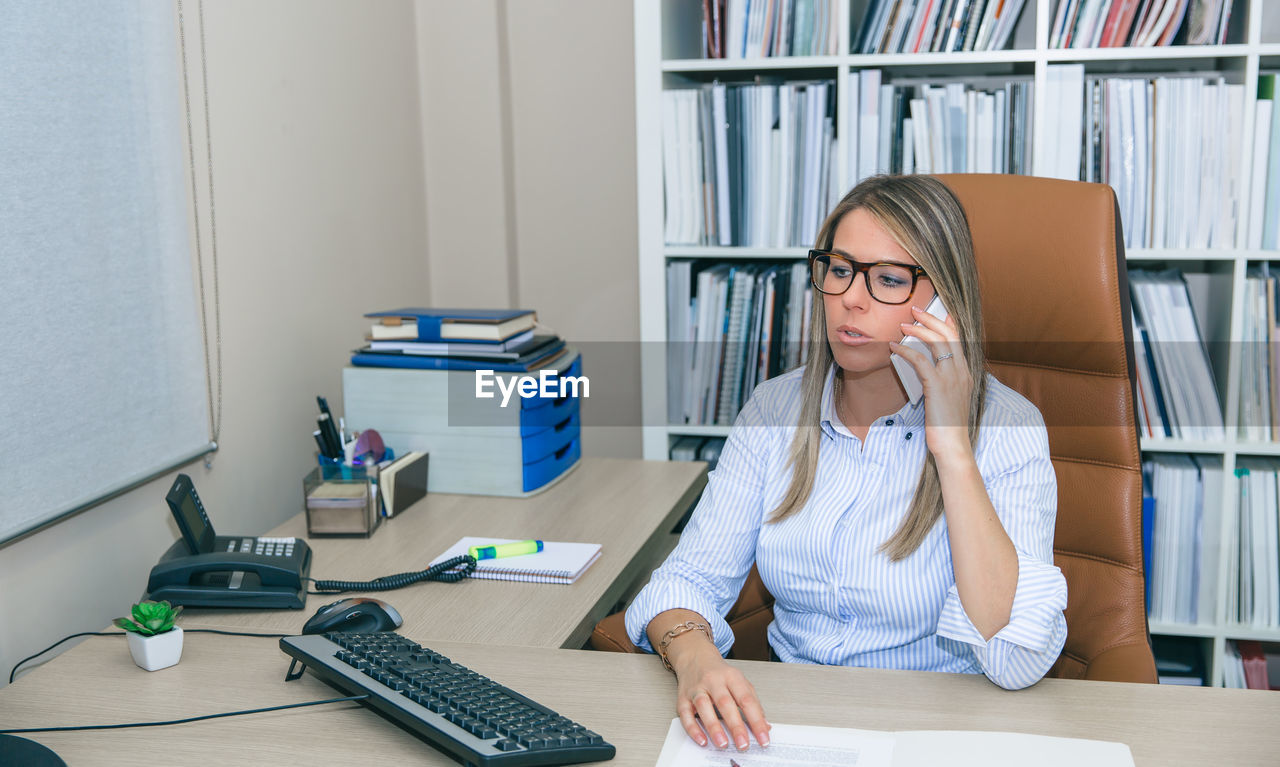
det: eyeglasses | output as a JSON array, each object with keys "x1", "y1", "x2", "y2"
[{"x1": 807, "y1": 249, "x2": 929, "y2": 305}]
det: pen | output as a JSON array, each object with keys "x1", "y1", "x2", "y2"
[{"x1": 468, "y1": 540, "x2": 544, "y2": 560}]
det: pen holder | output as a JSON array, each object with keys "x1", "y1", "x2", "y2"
[{"x1": 304, "y1": 461, "x2": 380, "y2": 537}]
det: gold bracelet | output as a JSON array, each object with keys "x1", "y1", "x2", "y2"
[{"x1": 657, "y1": 620, "x2": 711, "y2": 672}]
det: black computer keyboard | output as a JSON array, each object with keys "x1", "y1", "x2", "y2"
[{"x1": 279, "y1": 632, "x2": 615, "y2": 766}]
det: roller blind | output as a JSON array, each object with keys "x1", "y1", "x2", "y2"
[{"x1": 0, "y1": 0, "x2": 212, "y2": 543}]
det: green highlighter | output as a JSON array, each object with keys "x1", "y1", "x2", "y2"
[{"x1": 468, "y1": 539, "x2": 544, "y2": 560}]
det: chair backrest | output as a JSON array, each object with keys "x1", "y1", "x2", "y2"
[
  {"x1": 937, "y1": 174, "x2": 1155, "y2": 681},
  {"x1": 592, "y1": 175, "x2": 1157, "y2": 682}
]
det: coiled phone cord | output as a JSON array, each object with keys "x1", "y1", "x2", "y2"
[{"x1": 309, "y1": 554, "x2": 477, "y2": 594}]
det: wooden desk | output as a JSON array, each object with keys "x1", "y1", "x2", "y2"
[
  {"x1": 2, "y1": 630, "x2": 1276, "y2": 766},
  {"x1": 180, "y1": 458, "x2": 707, "y2": 649}
]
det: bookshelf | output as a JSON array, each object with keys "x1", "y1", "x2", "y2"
[{"x1": 635, "y1": 0, "x2": 1280, "y2": 686}]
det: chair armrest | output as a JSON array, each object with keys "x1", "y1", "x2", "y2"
[
  {"x1": 589, "y1": 612, "x2": 644, "y2": 654},
  {"x1": 1084, "y1": 642, "x2": 1158, "y2": 683}
]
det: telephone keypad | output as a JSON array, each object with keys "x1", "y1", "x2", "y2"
[
  {"x1": 253, "y1": 536, "x2": 298, "y2": 557},
  {"x1": 223, "y1": 536, "x2": 298, "y2": 557}
]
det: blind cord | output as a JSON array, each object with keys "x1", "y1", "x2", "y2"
[{"x1": 176, "y1": 0, "x2": 223, "y2": 453}]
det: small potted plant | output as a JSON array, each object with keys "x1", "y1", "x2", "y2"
[{"x1": 115, "y1": 600, "x2": 184, "y2": 671}]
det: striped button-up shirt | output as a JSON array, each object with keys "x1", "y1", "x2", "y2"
[{"x1": 626, "y1": 365, "x2": 1068, "y2": 690}]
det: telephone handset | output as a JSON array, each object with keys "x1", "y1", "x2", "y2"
[
  {"x1": 145, "y1": 474, "x2": 312, "y2": 609},
  {"x1": 890, "y1": 294, "x2": 949, "y2": 405}
]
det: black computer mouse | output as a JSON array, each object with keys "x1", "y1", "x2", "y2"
[{"x1": 302, "y1": 597, "x2": 403, "y2": 634}]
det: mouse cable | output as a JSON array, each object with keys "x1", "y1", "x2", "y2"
[
  {"x1": 0, "y1": 694, "x2": 369, "y2": 734},
  {"x1": 308, "y1": 553, "x2": 477, "y2": 594},
  {"x1": 8, "y1": 628, "x2": 288, "y2": 684}
]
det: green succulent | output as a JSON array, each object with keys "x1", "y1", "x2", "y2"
[{"x1": 113, "y1": 600, "x2": 183, "y2": 636}]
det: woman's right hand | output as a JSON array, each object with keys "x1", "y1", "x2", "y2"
[{"x1": 669, "y1": 639, "x2": 771, "y2": 751}]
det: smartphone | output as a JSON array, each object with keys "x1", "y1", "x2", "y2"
[{"x1": 891, "y1": 294, "x2": 949, "y2": 405}]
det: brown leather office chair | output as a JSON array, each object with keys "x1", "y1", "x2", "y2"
[{"x1": 592, "y1": 175, "x2": 1158, "y2": 683}]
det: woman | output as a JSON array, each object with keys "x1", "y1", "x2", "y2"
[{"x1": 624, "y1": 174, "x2": 1067, "y2": 752}]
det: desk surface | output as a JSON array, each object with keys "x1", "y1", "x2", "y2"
[
  {"x1": 180, "y1": 457, "x2": 707, "y2": 649},
  {"x1": 3, "y1": 629, "x2": 1277, "y2": 766}
]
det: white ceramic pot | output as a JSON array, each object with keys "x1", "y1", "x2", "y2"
[{"x1": 126, "y1": 626, "x2": 183, "y2": 671}]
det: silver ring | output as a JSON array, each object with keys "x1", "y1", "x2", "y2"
[{"x1": 934, "y1": 353, "x2": 954, "y2": 362}]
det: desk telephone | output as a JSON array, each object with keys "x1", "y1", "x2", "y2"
[{"x1": 145, "y1": 474, "x2": 312, "y2": 609}]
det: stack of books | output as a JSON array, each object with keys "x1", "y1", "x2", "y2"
[
  {"x1": 344, "y1": 308, "x2": 582, "y2": 497},
  {"x1": 352, "y1": 308, "x2": 569, "y2": 373}
]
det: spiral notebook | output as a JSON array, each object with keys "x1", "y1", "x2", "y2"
[{"x1": 430, "y1": 537, "x2": 601, "y2": 585}]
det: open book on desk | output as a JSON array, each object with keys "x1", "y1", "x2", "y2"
[
  {"x1": 430, "y1": 537, "x2": 601, "y2": 585},
  {"x1": 655, "y1": 719, "x2": 1134, "y2": 767}
]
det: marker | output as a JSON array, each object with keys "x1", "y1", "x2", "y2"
[{"x1": 468, "y1": 540, "x2": 544, "y2": 560}]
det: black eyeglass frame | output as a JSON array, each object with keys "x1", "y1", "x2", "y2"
[{"x1": 807, "y1": 249, "x2": 929, "y2": 305}]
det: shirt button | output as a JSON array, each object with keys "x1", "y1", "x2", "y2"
[
  {"x1": 886, "y1": 419, "x2": 894, "y2": 426},
  {"x1": 905, "y1": 432, "x2": 913, "y2": 440}
]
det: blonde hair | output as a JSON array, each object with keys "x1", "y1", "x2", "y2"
[{"x1": 767, "y1": 175, "x2": 987, "y2": 561}]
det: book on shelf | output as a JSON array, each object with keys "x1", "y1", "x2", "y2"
[
  {"x1": 1251, "y1": 73, "x2": 1280, "y2": 251},
  {"x1": 667, "y1": 260, "x2": 811, "y2": 426},
  {"x1": 1128, "y1": 269, "x2": 1225, "y2": 442},
  {"x1": 366, "y1": 308, "x2": 536, "y2": 343},
  {"x1": 1143, "y1": 454, "x2": 1220, "y2": 625},
  {"x1": 845, "y1": 70, "x2": 1034, "y2": 182},
  {"x1": 1221, "y1": 639, "x2": 1277, "y2": 689},
  {"x1": 1238, "y1": 267, "x2": 1277, "y2": 441},
  {"x1": 1232, "y1": 460, "x2": 1280, "y2": 629},
  {"x1": 1050, "y1": 0, "x2": 1232, "y2": 48},
  {"x1": 662, "y1": 81, "x2": 836, "y2": 247},
  {"x1": 1234, "y1": 640, "x2": 1276, "y2": 690},
  {"x1": 429, "y1": 536, "x2": 601, "y2": 585},
  {"x1": 702, "y1": 0, "x2": 838, "y2": 59},
  {"x1": 853, "y1": 0, "x2": 1030, "y2": 53}
]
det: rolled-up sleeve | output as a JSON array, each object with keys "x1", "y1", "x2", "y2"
[
  {"x1": 625, "y1": 394, "x2": 773, "y2": 656},
  {"x1": 935, "y1": 406, "x2": 1068, "y2": 690}
]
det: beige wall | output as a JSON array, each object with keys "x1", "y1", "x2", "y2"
[
  {"x1": 0, "y1": 0, "x2": 430, "y2": 685},
  {"x1": 416, "y1": 0, "x2": 642, "y2": 458}
]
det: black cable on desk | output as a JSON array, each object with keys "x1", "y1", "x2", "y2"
[
  {"x1": 8, "y1": 628, "x2": 289, "y2": 684},
  {"x1": 308, "y1": 554, "x2": 477, "y2": 594},
  {"x1": 0, "y1": 695, "x2": 370, "y2": 734}
]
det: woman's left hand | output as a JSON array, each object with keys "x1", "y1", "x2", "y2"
[{"x1": 888, "y1": 306, "x2": 975, "y2": 467}]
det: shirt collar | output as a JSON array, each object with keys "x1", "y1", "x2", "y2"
[{"x1": 819, "y1": 364, "x2": 927, "y2": 440}]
